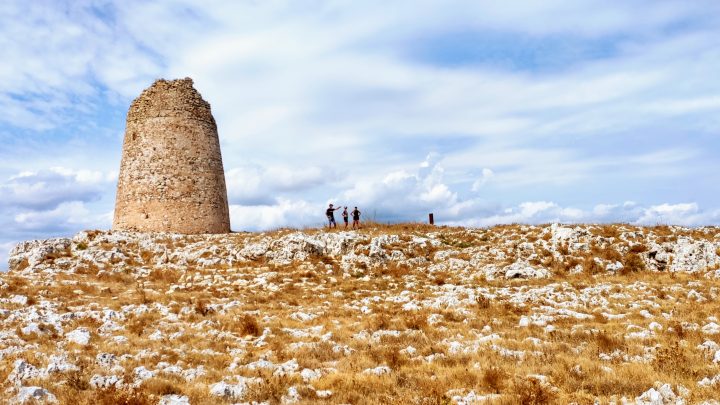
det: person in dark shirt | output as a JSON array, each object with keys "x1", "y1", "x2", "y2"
[
  {"x1": 326, "y1": 204, "x2": 342, "y2": 229},
  {"x1": 351, "y1": 206, "x2": 361, "y2": 229},
  {"x1": 342, "y1": 207, "x2": 349, "y2": 229}
]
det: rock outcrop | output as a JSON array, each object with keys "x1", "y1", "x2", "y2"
[{"x1": 8, "y1": 224, "x2": 720, "y2": 278}]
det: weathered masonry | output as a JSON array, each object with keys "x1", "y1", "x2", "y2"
[{"x1": 113, "y1": 78, "x2": 231, "y2": 234}]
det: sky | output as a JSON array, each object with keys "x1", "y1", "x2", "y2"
[{"x1": 1, "y1": 0, "x2": 720, "y2": 268}]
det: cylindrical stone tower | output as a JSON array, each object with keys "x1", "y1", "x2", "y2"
[{"x1": 113, "y1": 78, "x2": 231, "y2": 234}]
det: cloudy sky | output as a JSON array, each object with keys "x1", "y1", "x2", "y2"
[{"x1": 2, "y1": 0, "x2": 720, "y2": 267}]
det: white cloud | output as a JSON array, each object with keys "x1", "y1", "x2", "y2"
[
  {"x1": 0, "y1": 167, "x2": 114, "y2": 210},
  {"x1": 450, "y1": 201, "x2": 571, "y2": 227},
  {"x1": 226, "y1": 164, "x2": 339, "y2": 205},
  {"x1": 1, "y1": 0, "x2": 719, "y2": 243},
  {"x1": 12, "y1": 201, "x2": 111, "y2": 233},
  {"x1": 340, "y1": 157, "x2": 462, "y2": 222},
  {"x1": 634, "y1": 203, "x2": 720, "y2": 226},
  {"x1": 0, "y1": 241, "x2": 16, "y2": 272},
  {"x1": 443, "y1": 200, "x2": 720, "y2": 228},
  {"x1": 229, "y1": 198, "x2": 320, "y2": 231},
  {"x1": 471, "y1": 168, "x2": 494, "y2": 192},
  {"x1": 0, "y1": 2, "x2": 161, "y2": 129},
  {"x1": 593, "y1": 203, "x2": 618, "y2": 216}
]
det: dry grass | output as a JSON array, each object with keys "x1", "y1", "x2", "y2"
[
  {"x1": 3, "y1": 223, "x2": 720, "y2": 403},
  {"x1": 621, "y1": 252, "x2": 646, "y2": 274}
]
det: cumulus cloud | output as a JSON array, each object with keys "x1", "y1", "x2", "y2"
[
  {"x1": 145, "y1": 0, "x2": 720, "y2": 204},
  {"x1": 1, "y1": 0, "x2": 719, "y2": 245},
  {"x1": 634, "y1": 203, "x2": 720, "y2": 226},
  {"x1": 446, "y1": 200, "x2": 720, "y2": 228},
  {"x1": 229, "y1": 198, "x2": 320, "y2": 231},
  {"x1": 231, "y1": 154, "x2": 473, "y2": 227},
  {"x1": 340, "y1": 155, "x2": 460, "y2": 222},
  {"x1": 228, "y1": 162, "x2": 720, "y2": 231},
  {"x1": 12, "y1": 201, "x2": 112, "y2": 233},
  {"x1": 471, "y1": 168, "x2": 494, "y2": 192},
  {"x1": 449, "y1": 201, "x2": 585, "y2": 227},
  {"x1": 0, "y1": 241, "x2": 16, "y2": 270},
  {"x1": 0, "y1": 167, "x2": 115, "y2": 210},
  {"x1": 0, "y1": 167, "x2": 115, "y2": 270},
  {"x1": 225, "y1": 164, "x2": 339, "y2": 205}
]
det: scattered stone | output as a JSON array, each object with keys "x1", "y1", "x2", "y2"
[
  {"x1": 281, "y1": 386, "x2": 301, "y2": 404},
  {"x1": 159, "y1": 395, "x2": 190, "y2": 405},
  {"x1": 45, "y1": 355, "x2": 78, "y2": 374},
  {"x1": 703, "y1": 322, "x2": 720, "y2": 335},
  {"x1": 363, "y1": 365, "x2": 391, "y2": 375},
  {"x1": 635, "y1": 383, "x2": 686, "y2": 405},
  {"x1": 96, "y1": 353, "x2": 117, "y2": 369},
  {"x1": 210, "y1": 381, "x2": 247, "y2": 399},
  {"x1": 210, "y1": 377, "x2": 260, "y2": 400},
  {"x1": 8, "y1": 360, "x2": 42, "y2": 385},
  {"x1": 3, "y1": 222, "x2": 720, "y2": 403},
  {"x1": 12, "y1": 387, "x2": 57, "y2": 404},
  {"x1": 290, "y1": 311, "x2": 317, "y2": 322},
  {"x1": 300, "y1": 368, "x2": 322, "y2": 382},
  {"x1": 273, "y1": 359, "x2": 299, "y2": 377},
  {"x1": 66, "y1": 328, "x2": 91, "y2": 345},
  {"x1": 89, "y1": 375, "x2": 124, "y2": 389},
  {"x1": 503, "y1": 261, "x2": 550, "y2": 279},
  {"x1": 316, "y1": 390, "x2": 333, "y2": 398}
]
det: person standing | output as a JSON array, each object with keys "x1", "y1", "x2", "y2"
[
  {"x1": 342, "y1": 207, "x2": 349, "y2": 229},
  {"x1": 326, "y1": 204, "x2": 342, "y2": 229},
  {"x1": 351, "y1": 206, "x2": 361, "y2": 229}
]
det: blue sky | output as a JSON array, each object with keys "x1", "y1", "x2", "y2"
[{"x1": 2, "y1": 0, "x2": 720, "y2": 267}]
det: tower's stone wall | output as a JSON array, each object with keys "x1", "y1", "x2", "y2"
[{"x1": 113, "y1": 78, "x2": 231, "y2": 234}]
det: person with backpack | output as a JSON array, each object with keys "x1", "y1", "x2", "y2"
[
  {"x1": 326, "y1": 204, "x2": 342, "y2": 229},
  {"x1": 351, "y1": 206, "x2": 361, "y2": 229}
]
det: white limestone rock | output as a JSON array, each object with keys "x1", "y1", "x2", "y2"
[
  {"x1": 362, "y1": 365, "x2": 391, "y2": 375},
  {"x1": 89, "y1": 374, "x2": 124, "y2": 389},
  {"x1": 66, "y1": 328, "x2": 91, "y2": 345},
  {"x1": 210, "y1": 377, "x2": 260, "y2": 400},
  {"x1": 268, "y1": 233, "x2": 326, "y2": 264},
  {"x1": 281, "y1": 386, "x2": 301, "y2": 404},
  {"x1": 316, "y1": 390, "x2": 333, "y2": 398},
  {"x1": 670, "y1": 238, "x2": 719, "y2": 273},
  {"x1": 12, "y1": 387, "x2": 57, "y2": 404},
  {"x1": 290, "y1": 311, "x2": 317, "y2": 322},
  {"x1": 9, "y1": 238, "x2": 71, "y2": 270},
  {"x1": 95, "y1": 353, "x2": 118, "y2": 369},
  {"x1": 8, "y1": 360, "x2": 43, "y2": 386},
  {"x1": 300, "y1": 368, "x2": 322, "y2": 382},
  {"x1": 503, "y1": 261, "x2": 550, "y2": 279},
  {"x1": 703, "y1": 322, "x2": 720, "y2": 335},
  {"x1": 159, "y1": 395, "x2": 190, "y2": 405},
  {"x1": 635, "y1": 383, "x2": 686, "y2": 405},
  {"x1": 45, "y1": 355, "x2": 78, "y2": 374},
  {"x1": 273, "y1": 359, "x2": 299, "y2": 377}
]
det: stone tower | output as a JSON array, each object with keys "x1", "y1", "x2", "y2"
[{"x1": 113, "y1": 78, "x2": 231, "y2": 234}]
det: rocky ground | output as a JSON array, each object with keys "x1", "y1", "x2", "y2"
[{"x1": 1, "y1": 223, "x2": 720, "y2": 404}]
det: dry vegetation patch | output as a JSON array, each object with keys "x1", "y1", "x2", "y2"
[{"x1": 2, "y1": 223, "x2": 720, "y2": 403}]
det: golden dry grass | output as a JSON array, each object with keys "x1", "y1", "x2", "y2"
[{"x1": 1, "y1": 223, "x2": 720, "y2": 403}]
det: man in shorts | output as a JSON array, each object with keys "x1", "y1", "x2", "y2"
[
  {"x1": 351, "y1": 206, "x2": 361, "y2": 229},
  {"x1": 326, "y1": 204, "x2": 342, "y2": 229}
]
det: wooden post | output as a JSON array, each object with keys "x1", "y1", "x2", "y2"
[{"x1": 429, "y1": 213, "x2": 434, "y2": 225}]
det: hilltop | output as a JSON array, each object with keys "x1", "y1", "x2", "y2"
[{"x1": 1, "y1": 223, "x2": 720, "y2": 404}]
